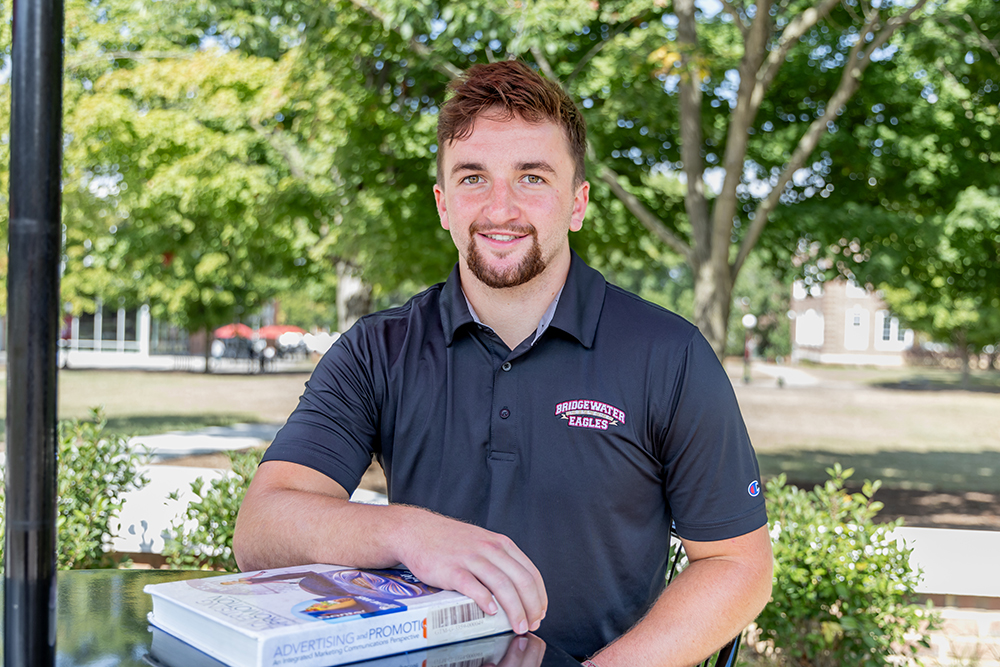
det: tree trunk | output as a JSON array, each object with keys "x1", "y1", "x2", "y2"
[
  {"x1": 693, "y1": 260, "x2": 734, "y2": 358},
  {"x1": 955, "y1": 330, "x2": 971, "y2": 389},
  {"x1": 336, "y1": 261, "x2": 373, "y2": 332},
  {"x1": 203, "y1": 333, "x2": 212, "y2": 374}
]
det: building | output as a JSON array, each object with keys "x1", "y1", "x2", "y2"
[{"x1": 789, "y1": 278, "x2": 914, "y2": 366}]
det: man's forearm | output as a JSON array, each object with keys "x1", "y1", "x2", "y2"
[
  {"x1": 233, "y1": 485, "x2": 408, "y2": 573},
  {"x1": 233, "y1": 462, "x2": 548, "y2": 636},
  {"x1": 589, "y1": 527, "x2": 773, "y2": 667}
]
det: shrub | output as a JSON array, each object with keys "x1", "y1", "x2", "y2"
[
  {"x1": 755, "y1": 465, "x2": 937, "y2": 666},
  {"x1": 162, "y1": 448, "x2": 262, "y2": 571},
  {"x1": 0, "y1": 408, "x2": 149, "y2": 570}
]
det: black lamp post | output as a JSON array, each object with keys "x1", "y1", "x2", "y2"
[
  {"x1": 742, "y1": 313, "x2": 757, "y2": 384},
  {"x1": 6, "y1": 0, "x2": 65, "y2": 663}
]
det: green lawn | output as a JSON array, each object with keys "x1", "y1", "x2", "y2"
[
  {"x1": 2, "y1": 363, "x2": 999, "y2": 496},
  {"x1": 730, "y1": 363, "x2": 1000, "y2": 493},
  {"x1": 0, "y1": 367, "x2": 312, "y2": 443}
]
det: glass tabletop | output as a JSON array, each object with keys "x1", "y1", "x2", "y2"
[{"x1": 0, "y1": 570, "x2": 582, "y2": 667}]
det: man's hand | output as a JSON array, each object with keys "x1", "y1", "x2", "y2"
[
  {"x1": 393, "y1": 507, "x2": 547, "y2": 635},
  {"x1": 234, "y1": 461, "x2": 546, "y2": 637}
]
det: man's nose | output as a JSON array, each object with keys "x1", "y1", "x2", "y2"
[{"x1": 484, "y1": 181, "x2": 518, "y2": 222}]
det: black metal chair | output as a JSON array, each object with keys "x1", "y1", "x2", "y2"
[{"x1": 667, "y1": 529, "x2": 743, "y2": 667}]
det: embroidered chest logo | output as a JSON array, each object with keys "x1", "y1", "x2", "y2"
[{"x1": 554, "y1": 399, "x2": 626, "y2": 431}]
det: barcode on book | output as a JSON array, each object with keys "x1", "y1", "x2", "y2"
[{"x1": 429, "y1": 602, "x2": 486, "y2": 629}]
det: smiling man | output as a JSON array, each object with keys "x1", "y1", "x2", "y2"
[{"x1": 234, "y1": 61, "x2": 772, "y2": 665}]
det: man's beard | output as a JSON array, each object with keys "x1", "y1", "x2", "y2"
[{"x1": 465, "y1": 221, "x2": 545, "y2": 289}]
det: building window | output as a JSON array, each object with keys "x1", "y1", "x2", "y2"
[
  {"x1": 795, "y1": 309, "x2": 825, "y2": 347},
  {"x1": 844, "y1": 306, "x2": 870, "y2": 351}
]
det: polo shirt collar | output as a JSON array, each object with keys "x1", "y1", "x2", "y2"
[
  {"x1": 440, "y1": 263, "x2": 474, "y2": 346},
  {"x1": 439, "y1": 250, "x2": 606, "y2": 348},
  {"x1": 549, "y1": 250, "x2": 606, "y2": 349}
]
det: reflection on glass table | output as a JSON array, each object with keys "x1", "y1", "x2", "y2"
[
  {"x1": 148, "y1": 625, "x2": 554, "y2": 667},
  {"x1": 0, "y1": 570, "x2": 581, "y2": 667}
]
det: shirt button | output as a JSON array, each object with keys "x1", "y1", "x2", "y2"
[
  {"x1": 501, "y1": 362, "x2": 512, "y2": 371},
  {"x1": 500, "y1": 408, "x2": 511, "y2": 419}
]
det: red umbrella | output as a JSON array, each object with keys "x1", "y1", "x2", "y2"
[
  {"x1": 214, "y1": 322, "x2": 254, "y2": 339},
  {"x1": 257, "y1": 324, "x2": 307, "y2": 340}
]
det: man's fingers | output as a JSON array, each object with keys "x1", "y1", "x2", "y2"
[
  {"x1": 465, "y1": 558, "x2": 531, "y2": 634},
  {"x1": 397, "y1": 507, "x2": 547, "y2": 635},
  {"x1": 499, "y1": 541, "x2": 548, "y2": 615},
  {"x1": 447, "y1": 568, "x2": 501, "y2": 619}
]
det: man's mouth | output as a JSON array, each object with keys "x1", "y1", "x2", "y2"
[{"x1": 482, "y1": 233, "x2": 522, "y2": 242}]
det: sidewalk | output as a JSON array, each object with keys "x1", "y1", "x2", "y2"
[{"x1": 113, "y1": 424, "x2": 377, "y2": 554}]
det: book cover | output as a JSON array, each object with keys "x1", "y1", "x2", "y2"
[
  {"x1": 144, "y1": 564, "x2": 512, "y2": 667},
  {"x1": 144, "y1": 624, "x2": 519, "y2": 667}
]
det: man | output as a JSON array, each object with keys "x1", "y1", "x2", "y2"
[{"x1": 234, "y1": 60, "x2": 772, "y2": 666}]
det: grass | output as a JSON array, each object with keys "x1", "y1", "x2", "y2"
[
  {"x1": 0, "y1": 368, "x2": 311, "y2": 445},
  {"x1": 2, "y1": 363, "x2": 999, "y2": 496},
  {"x1": 729, "y1": 362, "x2": 1000, "y2": 493}
]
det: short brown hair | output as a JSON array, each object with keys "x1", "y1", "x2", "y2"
[{"x1": 436, "y1": 60, "x2": 587, "y2": 186}]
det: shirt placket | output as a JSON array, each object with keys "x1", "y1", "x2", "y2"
[{"x1": 484, "y1": 338, "x2": 530, "y2": 529}]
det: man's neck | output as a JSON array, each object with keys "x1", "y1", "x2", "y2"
[{"x1": 460, "y1": 254, "x2": 571, "y2": 350}]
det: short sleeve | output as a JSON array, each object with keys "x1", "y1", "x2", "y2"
[
  {"x1": 262, "y1": 321, "x2": 381, "y2": 494},
  {"x1": 659, "y1": 332, "x2": 767, "y2": 541}
]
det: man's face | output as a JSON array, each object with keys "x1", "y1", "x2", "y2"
[{"x1": 434, "y1": 114, "x2": 589, "y2": 290}]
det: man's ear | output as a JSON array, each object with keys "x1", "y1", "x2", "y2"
[
  {"x1": 570, "y1": 181, "x2": 590, "y2": 233},
  {"x1": 433, "y1": 183, "x2": 449, "y2": 230}
]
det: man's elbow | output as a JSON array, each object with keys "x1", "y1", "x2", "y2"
[
  {"x1": 231, "y1": 507, "x2": 258, "y2": 572},
  {"x1": 748, "y1": 540, "x2": 774, "y2": 618}
]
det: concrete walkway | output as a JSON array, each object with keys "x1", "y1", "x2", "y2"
[{"x1": 114, "y1": 424, "x2": 375, "y2": 554}]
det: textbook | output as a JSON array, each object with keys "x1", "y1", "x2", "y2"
[
  {"x1": 144, "y1": 624, "x2": 518, "y2": 667},
  {"x1": 145, "y1": 564, "x2": 512, "y2": 667}
]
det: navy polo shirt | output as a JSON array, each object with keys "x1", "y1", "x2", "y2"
[{"x1": 264, "y1": 252, "x2": 767, "y2": 657}]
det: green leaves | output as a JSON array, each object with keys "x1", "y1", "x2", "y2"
[
  {"x1": 0, "y1": 408, "x2": 150, "y2": 571},
  {"x1": 758, "y1": 465, "x2": 938, "y2": 666},
  {"x1": 162, "y1": 449, "x2": 262, "y2": 571},
  {"x1": 62, "y1": 43, "x2": 320, "y2": 333}
]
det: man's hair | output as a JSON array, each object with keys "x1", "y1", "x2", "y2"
[{"x1": 436, "y1": 60, "x2": 587, "y2": 186}]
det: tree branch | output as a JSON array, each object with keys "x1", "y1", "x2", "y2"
[
  {"x1": 595, "y1": 163, "x2": 692, "y2": 259},
  {"x1": 249, "y1": 120, "x2": 308, "y2": 181},
  {"x1": 65, "y1": 50, "x2": 194, "y2": 72},
  {"x1": 962, "y1": 13, "x2": 1000, "y2": 61},
  {"x1": 530, "y1": 45, "x2": 558, "y2": 81},
  {"x1": 840, "y1": 0, "x2": 862, "y2": 24},
  {"x1": 752, "y1": 0, "x2": 842, "y2": 113},
  {"x1": 566, "y1": 12, "x2": 655, "y2": 85},
  {"x1": 347, "y1": 0, "x2": 463, "y2": 80},
  {"x1": 720, "y1": 0, "x2": 750, "y2": 38},
  {"x1": 734, "y1": 0, "x2": 932, "y2": 277}
]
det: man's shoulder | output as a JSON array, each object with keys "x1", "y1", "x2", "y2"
[
  {"x1": 600, "y1": 282, "x2": 699, "y2": 343},
  {"x1": 355, "y1": 283, "x2": 447, "y2": 331}
]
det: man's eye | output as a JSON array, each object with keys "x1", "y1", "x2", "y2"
[
  {"x1": 524, "y1": 175, "x2": 544, "y2": 184},
  {"x1": 462, "y1": 175, "x2": 483, "y2": 184}
]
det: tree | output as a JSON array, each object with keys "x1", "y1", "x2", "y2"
[
  {"x1": 773, "y1": 0, "x2": 1000, "y2": 378},
  {"x1": 870, "y1": 187, "x2": 1000, "y2": 384},
  {"x1": 218, "y1": 0, "x2": 949, "y2": 356},
  {"x1": 53, "y1": 0, "x2": 324, "y2": 368}
]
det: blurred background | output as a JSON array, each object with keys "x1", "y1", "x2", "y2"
[{"x1": 1, "y1": 0, "x2": 999, "y2": 663}]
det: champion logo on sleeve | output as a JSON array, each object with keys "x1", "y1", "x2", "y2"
[
  {"x1": 554, "y1": 399, "x2": 626, "y2": 431},
  {"x1": 748, "y1": 480, "x2": 761, "y2": 497}
]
